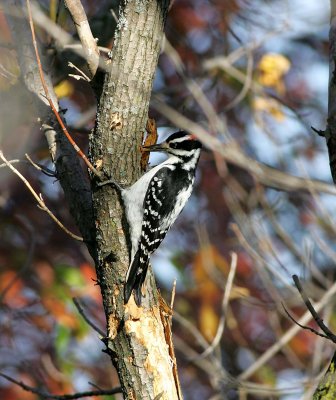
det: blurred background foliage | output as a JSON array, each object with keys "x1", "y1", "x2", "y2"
[{"x1": 0, "y1": 0, "x2": 335, "y2": 399}]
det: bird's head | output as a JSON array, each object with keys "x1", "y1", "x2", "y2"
[{"x1": 142, "y1": 131, "x2": 202, "y2": 158}]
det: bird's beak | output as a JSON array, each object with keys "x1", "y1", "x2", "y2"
[{"x1": 142, "y1": 142, "x2": 169, "y2": 152}]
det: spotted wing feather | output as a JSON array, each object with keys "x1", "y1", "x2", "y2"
[{"x1": 124, "y1": 166, "x2": 191, "y2": 305}]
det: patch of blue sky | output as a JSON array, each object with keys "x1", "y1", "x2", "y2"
[
  {"x1": 303, "y1": 62, "x2": 329, "y2": 108},
  {"x1": 187, "y1": 28, "x2": 212, "y2": 54},
  {"x1": 277, "y1": 368, "x2": 305, "y2": 400},
  {"x1": 58, "y1": 98, "x2": 82, "y2": 126},
  {"x1": 246, "y1": 116, "x2": 304, "y2": 166},
  {"x1": 152, "y1": 249, "x2": 185, "y2": 291},
  {"x1": 74, "y1": 333, "x2": 103, "y2": 363}
]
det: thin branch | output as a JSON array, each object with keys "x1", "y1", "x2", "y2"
[
  {"x1": 64, "y1": 0, "x2": 99, "y2": 78},
  {"x1": 199, "y1": 252, "x2": 238, "y2": 358},
  {"x1": 0, "y1": 159, "x2": 28, "y2": 169},
  {"x1": 151, "y1": 98, "x2": 336, "y2": 196},
  {"x1": 72, "y1": 297, "x2": 105, "y2": 336},
  {"x1": 68, "y1": 62, "x2": 90, "y2": 82},
  {"x1": 173, "y1": 335, "x2": 232, "y2": 388},
  {"x1": 224, "y1": 49, "x2": 254, "y2": 111},
  {"x1": 170, "y1": 279, "x2": 177, "y2": 310},
  {"x1": 0, "y1": 151, "x2": 83, "y2": 241},
  {"x1": 158, "y1": 294, "x2": 183, "y2": 400},
  {"x1": 3, "y1": 2, "x2": 109, "y2": 71},
  {"x1": 63, "y1": 43, "x2": 111, "y2": 54},
  {"x1": 163, "y1": 38, "x2": 228, "y2": 138},
  {"x1": 25, "y1": 153, "x2": 56, "y2": 176},
  {"x1": 238, "y1": 278, "x2": 336, "y2": 381},
  {"x1": 25, "y1": 0, "x2": 101, "y2": 178},
  {"x1": 230, "y1": 222, "x2": 297, "y2": 296},
  {"x1": 292, "y1": 275, "x2": 336, "y2": 343},
  {"x1": 282, "y1": 304, "x2": 330, "y2": 341},
  {"x1": 0, "y1": 372, "x2": 121, "y2": 400},
  {"x1": 0, "y1": 156, "x2": 55, "y2": 177}
]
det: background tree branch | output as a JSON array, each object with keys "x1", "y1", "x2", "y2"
[{"x1": 6, "y1": 0, "x2": 96, "y2": 255}]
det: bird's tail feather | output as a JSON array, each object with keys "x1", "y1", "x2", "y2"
[{"x1": 124, "y1": 251, "x2": 148, "y2": 306}]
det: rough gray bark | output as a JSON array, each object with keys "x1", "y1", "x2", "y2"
[
  {"x1": 312, "y1": 1, "x2": 336, "y2": 397},
  {"x1": 326, "y1": 1, "x2": 336, "y2": 183},
  {"x1": 90, "y1": 1, "x2": 181, "y2": 399}
]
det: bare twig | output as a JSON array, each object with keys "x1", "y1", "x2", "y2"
[
  {"x1": 72, "y1": 297, "x2": 105, "y2": 336},
  {"x1": 0, "y1": 155, "x2": 55, "y2": 177},
  {"x1": 163, "y1": 38, "x2": 228, "y2": 138},
  {"x1": 199, "y1": 252, "x2": 238, "y2": 358},
  {"x1": 0, "y1": 159, "x2": 28, "y2": 169},
  {"x1": 25, "y1": 153, "x2": 56, "y2": 176},
  {"x1": 0, "y1": 372, "x2": 122, "y2": 399},
  {"x1": 2, "y1": 1, "x2": 109, "y2": 72},
  {"x1": 68, "y1": 62, "x2": 91, "y2": 82},
  {"x1": 170, "y1": 279, "x2": 177, "y2": 310},
  {"x1": 63, "y1": 43, "x2": 110, "y2": 54},
  {"x1": 25, "y1": 0, "x2": 101, "y2": 178},
  {"x1": 224, "y1": 49, "x2": 254, "y2": 111},
  {"x1": 282, "y1": 304, "x2": 330, "y2": 341},
  {"x1": 64, "y1": 0, "x2": 99, "y2": 78},
  {"x1": 292, "y1": 275, "x2": 336, "y2": 343},
  {"x1": 158, "y1": 295, "x2": 183, "y2": 400},
  {"x1": 173, "y1": 335, "x2": 232, "y2": 388},
  {"x1": 238, "y1": 279, "x2": 336, "y2": 381},
  {"x1": 230, "y1": 223, "x2": 297, "y2": 296},
  {"x1": 0, "y1": 151, "x2": 83, "y2": 241},
  {"x1": 151, "y1": 98, "x2": 336, "y2": 196}
]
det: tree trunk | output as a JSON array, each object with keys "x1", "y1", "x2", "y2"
[
  {"x1": 90, "y1": 1, "x2": 181, "y2": 398},
  {"x1": 313, "y1": 0, "x2": 336, "y2": 397}
]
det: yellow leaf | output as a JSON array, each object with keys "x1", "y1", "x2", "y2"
[
  {"x1": 54, "y1": 80, "x2": 74, "y2": 99},
  {"x1": 199, "y1": 303, "x2": 219, "y2": 341},
  {"x1": 257, "y1": 53, "x2": 290, "y2": 95},
  {"x1": 252, "y1": 95, "x2": 285, "y2": 121}
]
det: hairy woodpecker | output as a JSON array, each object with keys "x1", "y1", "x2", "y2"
[{"x1": 122, "y1": 131, "x2": 202, "y2": 305}]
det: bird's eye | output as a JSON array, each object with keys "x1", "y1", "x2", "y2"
[{"x1": 170, "y1": 142, "x2": 177, "y2": 149}]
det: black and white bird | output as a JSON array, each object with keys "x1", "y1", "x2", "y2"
[{"x1": 121, "y1": 131, "x2": 202, "y2": 305}]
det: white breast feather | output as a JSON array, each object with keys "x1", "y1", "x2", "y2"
[{"x1": 122, "y1": 158, "x2": 178, "y2": 266}]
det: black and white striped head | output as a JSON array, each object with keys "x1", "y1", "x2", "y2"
[{"x1": 143, "y1": 131, "x2": 202, "y2": 159}]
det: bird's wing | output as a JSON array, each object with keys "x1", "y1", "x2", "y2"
[{"x1": 124, "y1": 167, "x2": 179, "y2": 305}]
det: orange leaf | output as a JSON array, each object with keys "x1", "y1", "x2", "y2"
[
  {"x1": 199, "y1": 303, "x2": 219, "y2": 341},
  {"x1": 0, "y1": 270, "x2": 26, "y2": 307},
  {"x1": 42, "y1": 296, "x2": 78, "y2": 329}
]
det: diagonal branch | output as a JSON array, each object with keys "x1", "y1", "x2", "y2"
[
  {"x1": 152, "y1": 98, "x2": 336, "y2": 195},
  {"x1": 239, "y1": 278, "x2": 336, "y2": 381},
  {"x1": 6, "y1": 0, "x2": 97, "y2": 253},
  {"x1": 292, "y1": 274, "x2": 336, "y2": 343},
  {"x1": 199, "y1": 252, "x2": 238, "y2": 358},
  {"x1": 0, "y1": 372, "x2": 121, "y2": 400},
  {"x1": 72, "y1": 297, "x2": 105, "y2": 336},
  {"x1": 25, "y1": 0, "x2": 100, "y2": 177},
  {"x1": 64, "y1": 0, "x2": 99, "y2": 78},
  {"x1": 282, "y1": 304, "x2": 330, "y2": 341},
  {"x1": 0, "y1": 151, "x2": 83, "y2": 241}
]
